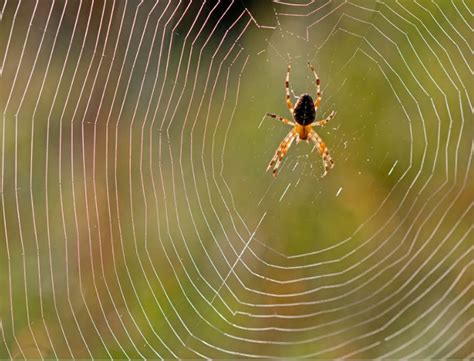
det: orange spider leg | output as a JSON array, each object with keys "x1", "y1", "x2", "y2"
[
  {"x1": 285, "y1": 64, "x2": 294, "y2": 114},
  {"x1": 309, "y1": 130, "x2": 334, "y2": 177},
  {"x1": 308, "y1": 62, "x2": 322, "y2": 110},
  {"x1": 266, "y1": 113, "x2": 295, "y2": 126},
  {"x1": 313, "y1": 110, "x2": 336, "y2": 127},
  {"x1": 267, "y1": 130, "x2": 297, "y2": 177}
]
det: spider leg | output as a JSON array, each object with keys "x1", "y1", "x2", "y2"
[
  {"x1": 309, "y1": 130, "x2": 334, "y2": 177},
  {"x1": 312, "y1": 110, "x2": 336, "y2": 127},
  {"x1": 267, "y1": 130, "x2": 297, "y2": 177},
  {"x1": 266, "y1": 113, "x2": 295, "y2": 126},
  {"x1": 308, "y1": 62, "x2": 322, "y2": 110},
  {"x1": 286, "y1": 64, "x2": 294, "y2": 114}
]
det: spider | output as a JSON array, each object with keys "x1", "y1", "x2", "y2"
[{"x1": 266, "y1": 63, "x2": 336, "y2": 177}]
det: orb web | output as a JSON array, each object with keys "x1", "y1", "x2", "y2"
[{"x1": 0, "y1": 0, "x2": 472, "y2": 358}]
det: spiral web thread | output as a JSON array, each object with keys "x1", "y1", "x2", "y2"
[{"x1": 0, "y1": 0, "x2": 472, "y2": 358}]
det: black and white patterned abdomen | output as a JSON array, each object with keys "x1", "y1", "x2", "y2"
[{"x1": 293, "y1": 93, "x2": 316, "y2": 126}]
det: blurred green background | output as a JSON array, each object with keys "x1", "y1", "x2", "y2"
[{"x1": 0, "y1": 0, "x2": 471, "y2": 358}]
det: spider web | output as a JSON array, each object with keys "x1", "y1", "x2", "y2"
[{"x1": 0, "y1": 0, "x2": 472, "y2": 358}]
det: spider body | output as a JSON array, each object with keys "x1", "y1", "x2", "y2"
[
  {"x1": 293, "y1": 93, "x2": 316, "y2": 127},
  {"x1": 265, "y1": 63, "x2": 337, "y2": 177}
]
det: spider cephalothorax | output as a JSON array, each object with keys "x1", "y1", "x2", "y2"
[{"x1": 265, "y1": 63, "x2": 337, "y2": 177}]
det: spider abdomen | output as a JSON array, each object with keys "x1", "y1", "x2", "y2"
[{"x1": 293, "y1": 93, "x2": 316, "y2": 126}]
